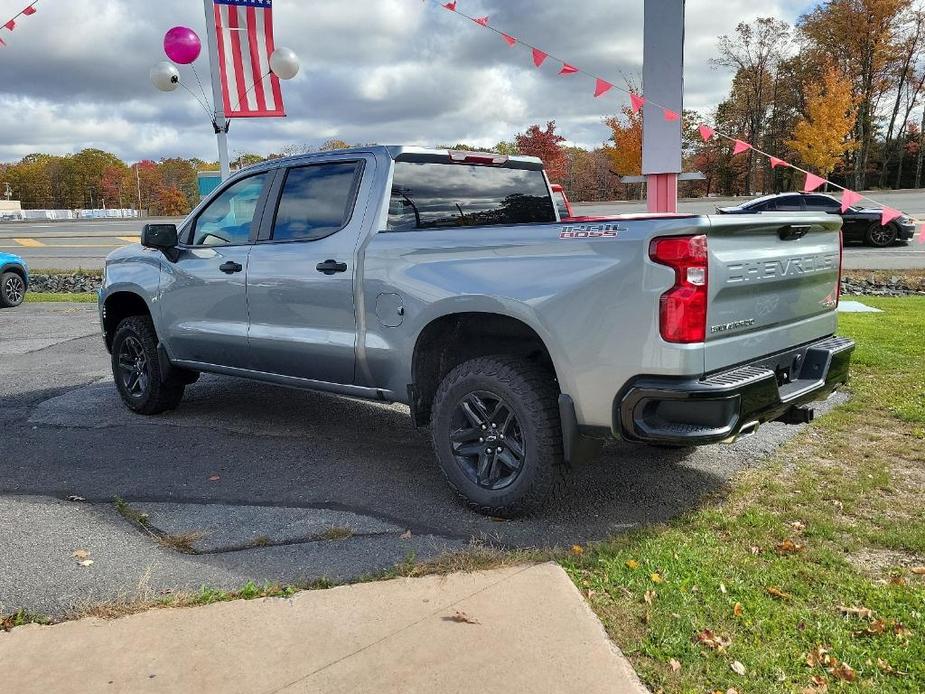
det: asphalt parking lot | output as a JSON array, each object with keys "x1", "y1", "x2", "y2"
[{"x1": 1, "y1": 303, "x2": 847, "y2": 616}]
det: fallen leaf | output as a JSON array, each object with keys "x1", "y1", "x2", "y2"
[
  {"x1": 733, "y1": 602, "x2": 744, "y2": 617},
  {"x1": 643, "y1": 590, "x2": 656, "y2": 605},
  {"x1": 806, "y1": 645, "x2": 832, "y2": 669},
  {"x1": 838, "y1": 605, "x2": 873, "y2": 619},
  {"x1": 730, "y1": 660, "x2": 746, "y2": 676},
  {"x1": 749, "y1": 546, "x2": 762, "y2": 555},
  {"x1": 208, "y1": 475, "x2": 221, "y2": 482},
  {"x1": 893, "y1": 623, "x2": 912, "y2": 638},
  {"x1": 444, "y1": 610, "x2": 479, "y2": 625},
  {"x1": 78, "y1": 559, "x2": 94, "y2": 567},
  {"x1": 625, "y1": 559, "x2": 640, "y2": 570},
  {"x1": 696, "y1": 629, "x2": 732, "y2": 652},
  {"x1": 570, "y1": 544, "x2": 584, "y2": 556},
  {"x1": 790, "y1": 521, "x2": 807, "y2": 532},
  {"x1": 719, "y1": 582, "x2": 727, "y2": 594},
  {"x1": 829, "y1": 662, "x2": 855, "y2": 682},
  {"x1": 855, "y1": 619, "x2": 887, "y2": 636},
  {"x1": 72, "y1": 549, "x2": 90, "y2": 560},
  {"x1": 775, "y1": 539, "x2": 804, "y2": 554},
  {"x1": 877, "y1": 658, "x2": 895, "y2": 674},
  {"x1": 767, "y1": 586, "x2": 791, "y2": 600},
  {"x1": 650, "y1": 572, "x2": 664, "y2": 584},
  {"x1": 669, "y1": 658, "x2": 681, "y2": 672},
  {"x1": 911, "y1": 566, "x2": 925, "y2": 575},
  {"x1": 889, "y1": 575, "x2": 907, "y2": 587},
  {"x1": 399, "y1": 530, "x2": 412, "y2": 540}
]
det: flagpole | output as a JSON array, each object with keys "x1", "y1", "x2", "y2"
[{"x1": 203, "y1": 0, "x2": 231, "y2": 180}]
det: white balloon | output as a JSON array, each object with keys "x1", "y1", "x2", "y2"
[
  {"x1": 270, "y1": 47, "x2": 300, "y2": 80},
  {"x1": 150, "y1": 62, "x2": 181, "y2": 92}
]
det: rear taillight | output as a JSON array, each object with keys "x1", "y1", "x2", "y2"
[
  {"x1": 649, "y1": 234, "x2": 708, "y2": 343},
  {"x1": 447, "y1": 150, "x2": 509, "y2": 165}
]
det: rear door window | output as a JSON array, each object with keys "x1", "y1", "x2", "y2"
[
  {"x1": 805, "y1": 195, "x2": 841, "y2": 213},
  {"x1": 271, "y1": 162, "x2": 362, "y2": 242},
  {"x1": 387, "y1": 161, "x2": 556, "y2": 231},
  {"x1": 774, "y1": 196, "x2": 805, "y2": 212}
]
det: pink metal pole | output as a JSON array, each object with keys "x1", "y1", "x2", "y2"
[{"x1": 646, "y1": 173, "x2": 678, "y2": 213}]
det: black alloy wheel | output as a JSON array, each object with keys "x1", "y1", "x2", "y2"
[
  {"x1": 866, "y1": 223, "x2": 898, "y2": 248},
  {"x1": 450, "y1": 391, "x2": 526, "y2": 491},
  {"x1": 116, "y1": 335, "x2": 150, "y2": 399}
]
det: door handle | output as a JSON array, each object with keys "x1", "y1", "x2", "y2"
[
  {"x1": 316, "y1": 259, "x2": 348, "y2": 275},
  {"x1": 219, "y1": 261, "x2": 243, "y2": 274}
]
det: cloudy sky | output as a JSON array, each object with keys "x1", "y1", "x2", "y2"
[{"x1": 0, "y1": 0, "x2": 811, "y2": 163}]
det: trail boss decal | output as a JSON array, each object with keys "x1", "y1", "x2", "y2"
[{"x1": 559, "y1": 223, "x2": 625, "y2": 240}]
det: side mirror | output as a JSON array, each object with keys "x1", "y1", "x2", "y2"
[{"x1": 141, "y1": 224, "x2": 179, "y2": 262}]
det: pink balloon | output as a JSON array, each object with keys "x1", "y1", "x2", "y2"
[{"x1": 164, "y1": 26, "x2": 201, "y2": 65}]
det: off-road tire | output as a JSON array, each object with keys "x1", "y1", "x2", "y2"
[
  {"x1": 865, "y1": 222, "x2": 898, "y2": 248},
  {"x1": 111, "y1": 315, "x2": 185, "y2": 415},
  {"x1": 0, "y1": 271, "x2": 26, "y2": 308},
  {"x1": 431, "y1": 355, "x2": 564, "y2": 518}
]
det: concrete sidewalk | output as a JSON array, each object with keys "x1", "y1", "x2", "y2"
[{"x1": 0, "y1": 563, "x2": 648, "y2": 694}]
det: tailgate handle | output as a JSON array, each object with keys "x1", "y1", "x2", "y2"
[{"x1": 778, "y1": 224, "x2": 812, "y2": 241}]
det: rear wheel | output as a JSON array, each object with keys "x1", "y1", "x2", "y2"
[
  {"x1": 0, "y1": 271, "x2": 26, "y2": 308},
  {"x1": 865, "y1": 223, "x2": 897, "y2": 248},
  {"x1": 431, "y1": 356, "x2": 564, "y2": 518},
  {"x1": 111, "y1": 315, "x2": 185, "y2": 415}
]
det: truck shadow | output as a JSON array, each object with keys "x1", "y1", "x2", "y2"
[{"x1": 6, "y1": 374, "x2": 799, "y2": 550}]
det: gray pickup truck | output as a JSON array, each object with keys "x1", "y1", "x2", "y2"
[{"x1": 100, "y1": 146, "x2": 855, "y2": 516}]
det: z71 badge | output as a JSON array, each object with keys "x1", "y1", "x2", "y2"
[{"x1": 559, "y1": 223, "x2": 625, "y2": 240}]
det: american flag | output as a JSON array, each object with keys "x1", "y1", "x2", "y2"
[{"x1": 213, "y1": 0, "x2": 285, "y2": 118}]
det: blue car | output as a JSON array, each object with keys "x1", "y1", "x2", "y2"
[{"x1": 0, "y1": 251, "x2": 28, "y2": 308}]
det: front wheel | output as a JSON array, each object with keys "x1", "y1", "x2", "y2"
[
  {"x1": 0, "y1": 271, "x2": 26, "y2": 308},
  {"x1": 865, "y1": 223, "x2": 898, "y2": 248},
  {"x1": 431, "y1": 356, "x2": 564, "y2": 518},
  {"x1": 111, "y1": 315, "x2": 185, "y2": 415}
]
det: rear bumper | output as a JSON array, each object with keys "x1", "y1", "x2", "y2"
[{"x1": 616, "y1": 336, "x2": 855, "y2": 446}]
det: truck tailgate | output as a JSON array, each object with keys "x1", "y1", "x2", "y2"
[{"x1": 704, "y1": 214, "x2": 841, "y2": 373}]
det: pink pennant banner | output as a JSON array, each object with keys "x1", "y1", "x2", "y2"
[
  {"x1": 4, "y1": 19, "x2": 14, "y2": 30},
  {"x1": 442, "y1": 1, "x2": 456, "y2": 9},
  {"x1": 594, "y1": 78, "x2": 613, "y2": 98},
  {"x1": 732, "y1": 140, "x2": 751, "y2": 155},
  {"x1": 559, "y1": 63, "x2": 578, "y2": 75},
  {"x1": 840, "y1": 189, "x2": 862, "y2": 212},
  {"x1": 22, "y1": 5, "x2": 36, "y2": 15},
  {"x1": 474, "y1": 16, "x2": 489, "y2": 26},
  {"x1": 501, "y1": 33, "x2": 516, "y2": 47},
  {"x1": 918, "y1": 224, "x2": 925, "y2": 244},
  {"x1": 630, "y1": 93, "x2": 646, "y2": 113},
  {"x1": 769, "y1": 157, "x2": 788, "y2": 169},
  {"x1": 881, "y1": 207, "x2": 902, "y2": 226},
  {"x1": 803, "y1": 173, "x2": 826, "y2": 192},
  {"x1": 532, "y1": 48, "x2": 548, "y2": 67},
  {"x1": 663, "y1": 109, "x2": 680, "y2": 122},
  {"x1": 698, "y1": 124, "x2": 715, "y2": 141}
]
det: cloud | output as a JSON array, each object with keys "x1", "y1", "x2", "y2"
[{"x1": 0, "y1": 0, "x2": 805, "y2": 162}]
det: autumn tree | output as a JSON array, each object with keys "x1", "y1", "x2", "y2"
[
  {"x1": 712, "y1": 17, "x2": 792, "y2": 194},
  {"x1": 787, "y1": 66, "x2": 859, "y2": 178},
  {"x1": 603, "y1": 106, "x2": 642, "y2": 176},
  {"x1": 799, "y1": 0, "x2": 907, "y2": 188},
  {"x1": 515, "y1": 121, "x2": 567, "y2": 181}
]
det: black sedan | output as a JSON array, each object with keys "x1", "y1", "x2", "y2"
[{"x1": 716, "y1": 193, "x2": 917, "y2": 247}]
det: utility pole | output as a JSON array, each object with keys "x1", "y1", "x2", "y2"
[
  {"x1": 135, "y1": 163, "x2": 143, "y2": 214},
  {"x1": 203, "y1": 0, "x2": 231, "y2": 180},
  {"x1": 642, "y1": 0, "x2": 685, "y2": 213}
]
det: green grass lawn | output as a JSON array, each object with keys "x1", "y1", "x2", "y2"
[
  {"x1": 563, "y1": 297, "x2": 925, "y2": 693},
  {"x1": 24, "y1": 292, "x2": 97, "y2": 303}
]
